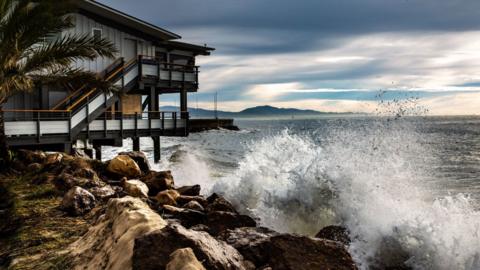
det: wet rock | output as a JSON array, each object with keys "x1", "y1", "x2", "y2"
[
  {"x1": 176, "y1": 185, "x2": 201, "y2": 196},
  {"x1": 221, "y1": 228, "x2": 357, "y2": 270},
  {"x1": 315, "y1": 225, "x2": 351, "y2": 246},
  {"x1": 89, "y1": 185, "x2": 116, "y2": 201},
  {"x1": 156, "y1": 190, "x2": 180, "y2": 206},
  {"x1": 122, "y1": 178, "x2": 149, "y2": 199},
  {"x1": 132, "y1": 223, "x2": 251, "y2": 270},
  {"x1": 206, "y1": 193, "x2": 238, "y2": 214},
  {"x1": 207, "y1": 211, "x2": 256, "y2": 236},
  {"x1": 167, "y1": 248, "x2": 206, "y2": 270},
  {"x1": 54, "y1": 173, "x2": 103, "y2": 192},
  {"x1": 218, "y1": 227, "x2": 279, "y2": 267},
  {"x1": 373, "y1": 236, "x2": 412, "y2": 270},
  {"x1": 142, "y1": 170, "x2": 175, "y2": 195},
  {"x1": 27, "y1": 163, "x2": 43, "y2": 173},
  {"x1": 169, "y1": 150, "x2": 188, "y2": 163},
  {"x1": 119, "y1": 151, "x2": 151, "y2": 175},
  {"x1": 263, "y1": 234, "x2": 357, "y2": 270},
  {"x1": 183, "y1": 201, "x2": 205, "y2": 212},
  {"x1": 160, "y1": 205, "x2": 206, "y2": 228},
  {"x1": 61, "y1": 186, "x2": 96, "y2": 216},
  {"x1": 107, "y1": 155, "x2": 142, "y2": 179},
  {"x1": 68, "y1": 197, "x2": 167, "y2": 270}
]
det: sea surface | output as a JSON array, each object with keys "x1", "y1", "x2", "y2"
[{"x1": 104, "y1": 115, "x2": 480, "y2": 270}]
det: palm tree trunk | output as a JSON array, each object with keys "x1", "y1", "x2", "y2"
[{"x1": 0, "y1": 107, "x2": 10, "y2": 169}]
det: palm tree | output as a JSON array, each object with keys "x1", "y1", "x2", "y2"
[{"x1": 0, "y1": 0, "x2": 117, "y2": 165}]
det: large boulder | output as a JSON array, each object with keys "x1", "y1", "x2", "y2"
[
  {"x1": 156, "y1": 190, "x2": 180, "y2": 206},
  {"x1": 119, "y1": 151, "x2": 151, "y2": 175},
  {"x1": 183, "y1": 201, "x2": 205, "y2": 212},
  {"x1": 107, "y1": 155, "x2": 142, "y2": 178},
  {"x1": 219, "y1": 228, "x2": 358, "y2": 270},
  {"x1": 176, "y1": 185, "x2": 201, "y2": 196},
  {"x1": 132, "y1": 223, "x2": 252, "y2": 270},
  {"x1": 218, "y1": 227, "x2": 279, "y2": 267},
  {"x1": 54, "y1": 173, "x2": 103, "y2": 192},
  {"x1": 61, "y1": 187, "x2": 96, "y2": 216},
  {"x1": 122, "y1": 179, "x2": 149, "y2": 199},
  {"x1": 315, "y1": 225, "x2": 351, "y2": 246},
  {"x1": 206, "y1": 211, "x2": 256, "y2": 236},
  {"x1": 68, "y1": 197, "x2": 167, "y2": 270},
  {"x1": 206, "y1": 193, "x2": 238, "y2": 214},
  {"x1": 89, "y1": 185, "x2": 116, "y2": 201},
  {"x1": 141, "y1": 170, "x2": 175, "y2": 195},
  {"x1": 177, "y1": 196, "x2": 208, "y2": 207},
  {"x1": 166, "y1": 248, "x2": 206, "y2": 270},
  {"x1": 160, "y1": 205, "x2": 206, "y2": 228},
  {"x1": 27, "y1": 163, "x2": 43, "y2": 173}
]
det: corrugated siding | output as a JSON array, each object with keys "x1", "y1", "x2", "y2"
[{"x1": 64, "y1": 13, "x2": 156, "y2": 73}]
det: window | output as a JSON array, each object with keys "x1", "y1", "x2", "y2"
[{"x1": 92, "y1": 28, "x2": 102, "y2": 41}]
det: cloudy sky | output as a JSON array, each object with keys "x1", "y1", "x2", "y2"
[{"x1": 99, "y1": 0, "x2": 480, "y2": 115}]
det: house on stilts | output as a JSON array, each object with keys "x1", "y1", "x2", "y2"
[{"x1": 2, "y1": 0, "x2": 214, "y2": 162}]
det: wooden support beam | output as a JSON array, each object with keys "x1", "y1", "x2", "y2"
[
  {"x1": 132, "y1": 137, "x2": 140, "y2": 152},
  {"x1": 152, "y1": 136, "x2": 160, "y2": 163}
]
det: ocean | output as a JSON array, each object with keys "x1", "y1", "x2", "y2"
[{"x1": 103, "y1": 115, "x2": 480, "y2": 270}]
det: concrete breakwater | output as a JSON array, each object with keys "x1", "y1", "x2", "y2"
[{"x1": 189, "y1": 119, "x2": 240, "y2": 132}]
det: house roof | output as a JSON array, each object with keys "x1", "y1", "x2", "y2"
[
  {"x1": 165, "y1": 41, "x2": 215, "y2": 56},
  {"x1": 78, "y1": 0, "x2": 181, "y2": 41}
]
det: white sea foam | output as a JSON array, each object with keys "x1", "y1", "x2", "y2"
[{"x1": 211, "y1": 120, "x2": 480, "y2": 270}]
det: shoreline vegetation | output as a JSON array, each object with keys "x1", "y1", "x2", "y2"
[{"x1": 0, "y1": 149, "x2": 364, "y2": 270}]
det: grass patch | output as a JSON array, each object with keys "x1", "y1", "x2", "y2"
[{"x1": 0, "y1": 174, "x2": 89, "y2": 270}]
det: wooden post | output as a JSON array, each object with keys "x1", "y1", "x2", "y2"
[
  {"x1": 152, "y1": 136, "x2": 160, "y2": 163},
  {"x1": 132, "y1": 137, "x2": 140, "y2": 152},
  {"x1": 94, "y1": 145, "x2": 102, "y2": 160}
]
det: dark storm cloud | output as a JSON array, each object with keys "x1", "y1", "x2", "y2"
[{"x1": 101, "y1": 0, "x2": 480, "y2": 34}]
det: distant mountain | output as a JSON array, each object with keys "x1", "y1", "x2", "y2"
[{"x1": 160, "y1": 105, "x2": 344, "y2": 118}]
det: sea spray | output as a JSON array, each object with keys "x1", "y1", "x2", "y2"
[{"x1": 211, "y1": 118, "x2": 480, "y2": 270}]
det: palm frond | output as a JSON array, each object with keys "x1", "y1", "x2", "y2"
[{"x1": 21, "y1": 34, "x2": 117, "y2": 74}]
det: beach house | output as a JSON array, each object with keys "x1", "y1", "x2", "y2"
[{"x1": 2, "y1": 0, "x2": 213, "y2": 162}]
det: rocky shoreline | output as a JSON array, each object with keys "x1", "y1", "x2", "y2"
[{"x1": 1, "y1": 150, "x2": 357, "y2": 270}]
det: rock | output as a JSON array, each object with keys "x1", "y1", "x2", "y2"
[
  {"x1": 206, "y1": 193, "x2": 238, "y2": 214},
  {"x1": 183, "y1": 201, "x2": 205, "y2": 212},
  {"x1": 72, "y1": 167, "x2": 98, "y2": 180},
  {"x1": 176, "y1": 185, "x2": 201, "y2": 196},
  {"x1": 221, "y1": 228, "x2": 357, "y2": 270},
  {"x1": 107, "y1": 155, "x2": 142, "y2": 178},
  {"x1": 160, "y1": 205, "x2": 206, "y2": 228},
  {"x1": 166, "y1": 248, "x2": 206, "y2": 270},
  {"x1": 17, "y1": 150, "x2": 46, "y2": 164},
  {"x1": 45, "y1": 153, "x2": 63, "y2": 166},
  {"x1": 189, "y1": 224, "x2": 210, "y2": 232},
  {"x1": 207, "y1": 211, "x2": 256, "y2": 236},
  {"x1": 264, "y1": 235, "x2": 357, "y2": 270},
  {"x1": 68, "y1": 197, "x2": 167, "y2": 270},
  {"x1": 122, "y1": 178, "x2": 149, "y2": 199},
  {"x1": 27, "y1": 163, "x2": 43, "y2": 173},
  {"x1": 61, "y1": 187, "x2": 96, "y2": 216},
  {"x1": 54, "y1": 173, "x2": 103, "y2": 192},
  {"x1": 169, "y1": 150, "x2": 188, "y2": 163},
  {"x1": 89, "y1": 185, "x2": 116, "y2": 201},
  {"x1": 132, "y1": 223, "x2": 251, "y2": 270},
  {"x1": 156, "y1": 190, "x2": 180, "y2": 206},
  {"x1": 177, "y1": 196, "x2": 208, "y2": 207},
  {"x1": 218, "y1": 227, "x2": 279, "y2": 267},
  {"x1": 315, "y1": 225, "x2": 351, "y2": 246},
  {"x1": 141, "y1": 170, "x2": 175, "y2": 195},
  {"x1": 119, "y1": 151, "x2": 151, "y2": 175}
]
